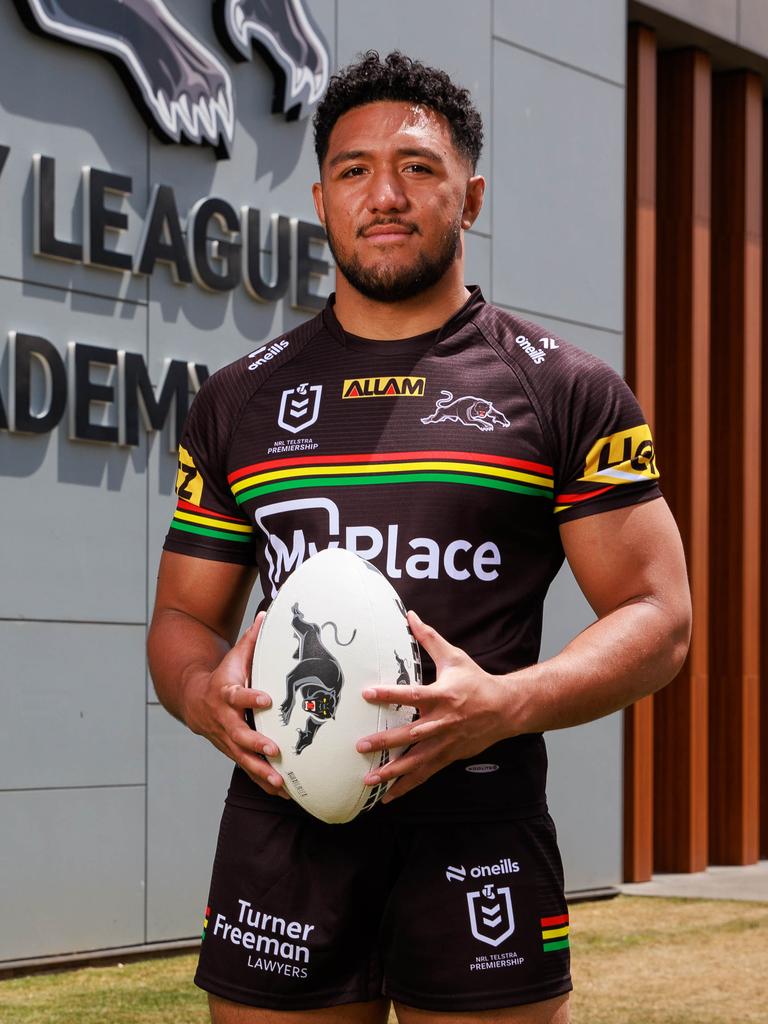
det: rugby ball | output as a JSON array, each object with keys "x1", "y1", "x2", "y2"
[{"x1": 250, "y1": 548, "x2": 422, "y2": 824}]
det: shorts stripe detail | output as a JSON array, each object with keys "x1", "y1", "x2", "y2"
[
  {"x1": 540, "y1": 914, "x2": 569, "y2": 927},
  {"x1": 542, "y1": 925, "x2": 569, "y2": 939},
  {"x1": 542, "y1": 938, "x2": 570, "y2": 952},
  {"x1": 541, "y1": 913, "x2": 569, "y2": 952}
]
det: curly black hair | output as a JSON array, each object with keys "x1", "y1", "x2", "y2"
[{"x1": 313, "y1": 51, "x2": 483, "y2": 170}]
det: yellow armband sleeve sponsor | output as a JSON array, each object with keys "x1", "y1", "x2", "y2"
[
  {"x1": 581, "y1": 425, "x2": 659, "y2": 486},
  {"x1": 175, "y1": 444, "x2": 204, "y2": 504}
]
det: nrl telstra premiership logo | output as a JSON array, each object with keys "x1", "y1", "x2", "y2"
[{"x1": 13, "y1": 0, "x2": 330, "y2": 157}]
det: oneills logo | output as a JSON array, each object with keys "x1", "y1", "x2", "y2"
[
  {"x1": 175, "y1": 445, "x2": 203, "y2": 504},
  {"x1": 342, "y1": 377, "x2": 426, "y2": 399},
  {"x1": 582, "y1": 425, "x2": 659, "y2": 486}
]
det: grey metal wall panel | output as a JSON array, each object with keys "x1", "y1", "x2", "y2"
[
  {"x1": 145, "y1": 707, "x2": 234, "y2": 942},
  {"x1": 0, "y1": 3, "x2": 149, "y2": 304},
  {"x1": 640, "y1": 0, "x2": 738, "y2": 40},
  {"x1": 493, "y1": 0, "x2": 626, "y2": 83},
  {"x1": 336, "y1": 0, "x2": 493, "y2": 235},
  {"x1": 464, "y1": 232, "x2": 492, "y2": 297},
  {"x1": 0, "y1": 787, "x2": 145, "y2": 960},
  {"x1": 739, "y1": 0, "x2": 768, "y2": 57},
  {"x1": 491, "y1": 41, "x2": 624, "y2": 332},
  {"x1": 540, "y1": 563, "x2": 623, "y2": 892},
  {"x1": 0, "y1": 279, "x2": 148, "y2": 623},
  {"x1": 0, "y1": 622, "x2": 145, "y2": 790},
  {"x1": 547, "y1": 714, "x2": 623, "y2": 892}
]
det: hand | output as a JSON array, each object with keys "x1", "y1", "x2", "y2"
[
  {"x1": 183, "y1": 612, "x2": 289, "y2": 799},
  {"x1": 356, "y1": 611, "x2": 510, "y2": 802}
]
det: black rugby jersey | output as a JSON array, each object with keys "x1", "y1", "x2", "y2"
[{"x1": 164, "y1": 288, "x2": 661, "y2": 821}]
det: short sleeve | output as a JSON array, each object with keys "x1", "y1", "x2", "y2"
[
  {"x1": 549, "y1": 352, "x2": 661, "y2": 524},
  {"x1": 163, "y1": 377, "x2": 256, "y2": 564}
]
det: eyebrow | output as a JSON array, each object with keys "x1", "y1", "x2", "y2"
[{"x1": 328, "y1": 146, "x2": 446, "y2": 168}]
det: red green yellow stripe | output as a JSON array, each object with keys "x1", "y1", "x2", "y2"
[
  {"x1": 554, "y1": 485, "x2": 615, "y2": 514},
  {"x1": 170, "y1": 501, "x2": 253, "y2": 544},
  {"x1": 541, "y1": 913, "x2": 570, "y2": 952},
  {"x1": 228, "y1": 450, "x2": 554, "y2": 505}
]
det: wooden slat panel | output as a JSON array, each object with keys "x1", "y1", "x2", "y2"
[
  {"x1": 709, "y1": 71, "x2": 762, "y2": 865},
  {"x1": 624, "y1": 24, "x2": 657, "y2": 883},
  {"x1": 763, "y1": 107, "x2": 768, "y2": 860},
  {"x1": 652, "y1": 48, "x2": 711, "y2": 874}
]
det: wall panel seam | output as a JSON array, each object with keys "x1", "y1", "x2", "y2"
[{"x1": 492, "y1": 36, "x2": 624, "y2": 89}]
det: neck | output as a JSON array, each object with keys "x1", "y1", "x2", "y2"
[{"x1": 331, "y1": 262, "x2": 471, "y2": 340}]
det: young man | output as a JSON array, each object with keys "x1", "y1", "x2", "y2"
[{"x1": 149, "y1": 51, "x2": 690, "y2": 1024}]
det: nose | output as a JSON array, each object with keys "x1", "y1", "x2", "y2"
[{"x1": 366, "y1": 169, "x2": 408, "y2": 213}]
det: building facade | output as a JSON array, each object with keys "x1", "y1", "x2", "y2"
[{"x1": 1, "y1": 0, "x2": 766, "y2": 968}]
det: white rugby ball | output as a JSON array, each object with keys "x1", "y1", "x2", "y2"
[{"x1": 250, "y1": 547, "x2": 422, "y2": 824}]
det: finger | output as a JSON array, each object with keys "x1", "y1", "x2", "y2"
[
  {"x1": 238, "y1": 752, "x2": 289, "y2": 798},
  {"x1": 356, "y1": 723, "x2": 416, "y2": 754},
  {"x1": 225, "y1": 683, "x2": 271, "y2": 710},
  {"x1": 231, "y1": 725, "x2": 280, "y2": 759},
  {"x1": 363, "y1": 745, "x2": 427, "y2": 787},
  {"x1": 407, "y1": 610, "x2": 458, "y2": 671},
  {"x1": 362, "y1": 683, "x2": 439, "y2": 706}
]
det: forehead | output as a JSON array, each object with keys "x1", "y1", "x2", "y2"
[{"x1": 326, "y1": 100, "x2": 457, "y2": 161}]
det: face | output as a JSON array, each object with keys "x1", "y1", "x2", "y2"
[{"x1": 313, "y1": 101, "x2": 484, "y2": 303}]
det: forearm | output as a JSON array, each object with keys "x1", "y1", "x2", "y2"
[
  {"x1": 148, "y1": 608, "x2": 231, "y2": 726},
  {"x1": 504, "y1": 595, "x2": 691, "y2": 736}
]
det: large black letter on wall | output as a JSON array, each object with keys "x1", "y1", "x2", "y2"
[
  {"x1": 189, "y1": 197, "x2": 241, "y2": 291},
  {"x1": 242, "y1": 208, "x2": 290, "y2": 302},
  {"x1": 292, "y1": 219, "x2": 329, "y2": 311},
  {"x1": 34, "y1": 154, "x2": 83, "y2": 263},
  {"x1": 136, "y1": 184, "x2": 192, "y2": 283},
  {"x1": 69, "y1": 342, "x2": 119, "y2": 444},
  {"x1": 9, "y1": 331, "x2": 67, "y2": 433},
  {"x1": 120, "y1": 353, "x2": 209, "y2": 449},
  {"x1": 84, "y1": 167, "x2": 133, "y2": 271}
]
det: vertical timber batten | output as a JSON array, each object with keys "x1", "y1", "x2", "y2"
[
  {"x1": 653, "y1": 48, "x2": 711, "y2": 873},
  {"x1": 709, "y1": 71, "x2": 762, "y2": 865},
  {"x1": 624, "y1": 24, "x2": 657, "y2": 882}
]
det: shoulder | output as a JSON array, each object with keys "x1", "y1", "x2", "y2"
[
  {"x1": 194, "y1": 310, "x2": 326, "y2": 412},
  {"x1": 472, "y1": 302, "x2": 617, "y2": 385}
]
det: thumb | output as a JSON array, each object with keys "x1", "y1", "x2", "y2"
[
  {"x1": 228, "y1": 611, "x2": 265, "y2": 679},
  {"x1": 407, "y1": 610, "x2": 456, "y2": 671}
]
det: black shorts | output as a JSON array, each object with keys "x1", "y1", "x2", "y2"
[{"x1": 195, "y1": 794, "x2": 572, "y2": 1013}]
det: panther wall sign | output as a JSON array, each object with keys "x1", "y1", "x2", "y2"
[{"x1": 13, "y1": 0, "x2": 330, "y2": 156}]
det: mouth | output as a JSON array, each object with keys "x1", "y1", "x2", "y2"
[{"x1": 359, "y1": 222, "x2": 418, "y2": 243}]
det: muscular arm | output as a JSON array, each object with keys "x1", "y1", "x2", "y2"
[
  {"x1": 499, "y1": 496, "x2": 691, "y2": 733},
  {"x1": 148, "y1": 551, "x2": 287, "y2": 796},
  {"x1": 359, "y1": 497, "x2": 692, "y2": 799}
]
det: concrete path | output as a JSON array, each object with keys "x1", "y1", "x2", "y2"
[{"x1": 620, "y1": 860, "x2": 768, "y2": 902}]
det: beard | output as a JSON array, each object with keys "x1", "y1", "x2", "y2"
[{"x1": 324, "y1": 215, "x2": 462, "y2": 303}]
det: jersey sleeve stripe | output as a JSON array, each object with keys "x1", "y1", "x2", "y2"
[
  {"x1": 227, "y1": 449, "x2": 553, "y2": 483},
  {"x1": 169, "y1": 520, "x2": 253, "y2": 543},
  {"x1": 175, "y1": 498, "x2": 251, "y2": 524},
  {"x1": 173, "y1": 510, "x2": 254, "y2": 534},
  {"x1": 554, "y1": 485, "x2": 615, "y2": 505}
]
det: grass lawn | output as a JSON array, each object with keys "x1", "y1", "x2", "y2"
[{"x1": 1, "y1": 896, "x2": 765, "y2": 1023}]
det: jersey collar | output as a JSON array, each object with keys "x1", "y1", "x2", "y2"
[{"x1": 322, "y1": 286, "x2": 487, "y2": 356}]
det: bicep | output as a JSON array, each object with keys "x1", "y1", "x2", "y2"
[
  {"x1": 152, "y1": 550, "x2": 258, "y2": 645},
  {"x1": 559, "y1": 497, "x2": 690, "y2": 622}
]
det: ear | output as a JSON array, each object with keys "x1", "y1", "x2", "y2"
[
  {"x1": 312, "y1": 181, "x2": 326, "y2": 227},
  {"x1": 461, "y1": 175, "x2": 485, "y2": 230}
]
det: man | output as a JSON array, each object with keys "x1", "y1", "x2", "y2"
[{"x1": 148, "y1": 51, "x2": 691, "y2": 1024}]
